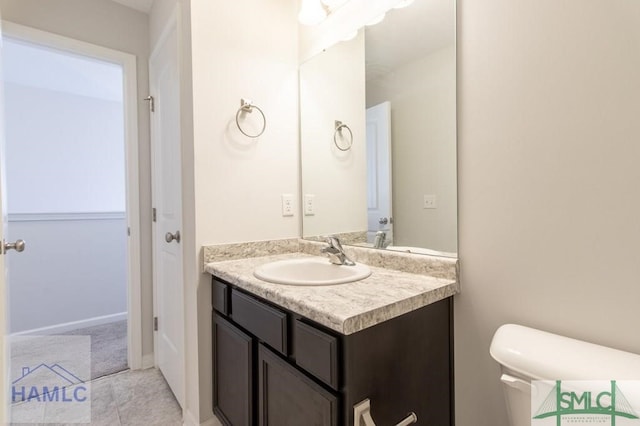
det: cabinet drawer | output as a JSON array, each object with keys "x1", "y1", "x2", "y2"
[
  {"x1": 231, "y1": 290, "x2": 288, "y2": 355},
  {"x1": 294, "y1": 320, "x2": 339, "y2": 390},
  {"x1": 212, "y1": 279, "x2": 229, "y2": 315}
]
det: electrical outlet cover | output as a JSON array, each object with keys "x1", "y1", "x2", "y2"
[
  {"x1": 304, "y1": 194, "x2": 315, "y2": 216},
  {"x1": 423, "y1": 194, "x2": 437, "y2": 209},
  {"x1": 281, "y1": 194, "x2": 294, "y2": 216}
]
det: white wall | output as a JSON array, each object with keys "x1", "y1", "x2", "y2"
[
  {"x1": 4, "y1": 83, "x2": 125, "y2": 213},
  {"x1": 3, "y1": 74, "x2": 127, "y2": 333},
  {"x1": 149, "y1": 0, "x2": 176, "y2": 45},
  {"x1": 188, "y1": 0, "x2": 299, "y2": 421},
  {"x1": 0, "y1": 0, "x2": 153, "y2": 357},
  {"x1": 367, "y1": 45, "x2": 457, "y2": 253},
  {"x1": 456, "y1": 1, "x2": 640, "y2": 425},
  {"x1": 300, "y1": 30, "x2": 367, "y2": 238},
  {"x1": 191, "y1": 2, "x2": 300, "y2": 246},
  {"x1": 7, "y1": 217, "x2": 127, "y2": 333}
]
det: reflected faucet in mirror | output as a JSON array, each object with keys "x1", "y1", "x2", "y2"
[{"x1": 373, "y1": 231, "x2": 389, "y2": 249}]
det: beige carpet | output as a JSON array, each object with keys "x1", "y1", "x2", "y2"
[{"x1": 62, "y1": 319, "x2": 128, "y2": 380}]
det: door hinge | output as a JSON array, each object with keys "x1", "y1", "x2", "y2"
[
  {"x1": 152, "y1": 207, "x2": 157, "y2": 222},
  {"x1": 154, "y1": 316, "x2": 158, "y2": 331},
  {"x1": 144, "y1": 95, "x2": 155, "y2": 113}
]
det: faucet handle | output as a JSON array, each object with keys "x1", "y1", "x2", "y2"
[{"x1": 325, "y1": 236, "x2": 344, "y2": 251}]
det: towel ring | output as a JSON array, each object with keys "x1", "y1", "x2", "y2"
[
  {"x1": 236, "y1": 98, "x2": 266, "y2": 138},
  {"x1": 333, "y1": 120, "x2": 353, "y2": 151}
]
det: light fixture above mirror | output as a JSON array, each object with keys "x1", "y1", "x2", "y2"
[
  {"x1": 322, "y1": 0, "x2": 350, "y2": 8},
  {"x1": 298, "y1": 0, "x2": 414, "y2": 61},
  {"x1": 298, "y1": 0, "x2": 327, "y2": 26},
  {"x1": 298, "y1": 0, "x2": 414, "y2": 36}
]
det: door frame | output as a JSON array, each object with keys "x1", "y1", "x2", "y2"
[{"x1": 1, "y1": 21, "x2": 144, "y2": 369}]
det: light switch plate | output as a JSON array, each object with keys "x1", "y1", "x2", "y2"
[
  {"x1": 423, "y1": 194, "x2": 437, "y2": 209},
  {"x1": 304, "y1": 194, "x2": 315, "y2": 216},
  {"x1": 281, "y1": 194, "x2": 294, "y2": 217}
]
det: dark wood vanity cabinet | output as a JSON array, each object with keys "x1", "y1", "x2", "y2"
[
  {"x1": 213, "y1": 315, "x2": 253, "y2": 426},
  {"x1": 211, "y1": 276, "x2": 454, "y2": 426},
  {"x1": 258, "y1": 344, "x2": 338, "y2": 425}
]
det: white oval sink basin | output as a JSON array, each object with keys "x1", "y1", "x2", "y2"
[{"x1": 253, "y1": 257, "x2": 371, "y2": 286}]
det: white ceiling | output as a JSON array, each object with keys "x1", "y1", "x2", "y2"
[
  {"x1": 365, "y1": 0, "x2": 455, "y2": 80},
  {"x1": 109, "y1": 0, "x2": 154, "y2": 14}
]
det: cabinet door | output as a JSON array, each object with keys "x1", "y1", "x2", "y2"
[
  {"x1": 258, "y1": 344, "x2": 337, "y2": 426},
  {"x1": 213, "y1": 315, "x2": 254, "y2": 426}
]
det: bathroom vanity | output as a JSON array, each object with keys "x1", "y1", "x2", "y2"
[{"x1": 206, "y1": 249, "x2": 458, "y2": 426}]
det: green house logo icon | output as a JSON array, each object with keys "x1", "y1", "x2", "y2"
[{"x1": 534, "y1": 380, "x2": 639, "y2": 425}]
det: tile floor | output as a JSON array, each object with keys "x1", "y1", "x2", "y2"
[{"x1": 11, "y1": 368, "x2": 183, "y2": 425}]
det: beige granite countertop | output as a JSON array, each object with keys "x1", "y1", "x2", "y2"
[{"x1": 204, "y1": 252, "x2": 459, "y2": 335}]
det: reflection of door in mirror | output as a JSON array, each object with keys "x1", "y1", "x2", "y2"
[{"x1": 366, "y1": 101, "x2": 392, "y2": 246}]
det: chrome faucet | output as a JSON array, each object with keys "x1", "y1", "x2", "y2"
[{"x1": 321, "y1": 236, "x2": 355, "y2": 266}]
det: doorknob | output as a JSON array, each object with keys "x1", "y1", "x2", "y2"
[
  {"x1": 165, "y1": 231, "x2": 180, "y2": 244},
  {"x1": 3, "y1": 239, "x2": 26, "y2": 254},
  {"x1": 378, "y1": 217, "x2": 388, "y2": 225}
]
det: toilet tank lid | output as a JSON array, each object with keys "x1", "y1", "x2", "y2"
[{"x1": 490, "y1": 324, "x2": 640, "y2": 380}]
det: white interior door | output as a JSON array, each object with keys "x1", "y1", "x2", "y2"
[
  {"x1": 149, "y1": 15, "x2": 184, "y2": 407},
  {"x1": 0, "y1": 18, "x2": 26, "y2": 422},
  {"x1": 0, "y1": 15, "x2": 8, "y2": 423},
  {"x1": 366, "y1": 101, "x2": 393, "y2": 244}
]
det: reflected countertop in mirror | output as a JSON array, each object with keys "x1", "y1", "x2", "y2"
[{"x1": 299, "y1": 0, "x2": 457, "y2": 257}]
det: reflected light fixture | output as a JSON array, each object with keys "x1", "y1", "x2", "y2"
[
  {"x1": 298, "y1": 0, "x2": 328, "y2": 26},
  {"x1": 298, "y1": 0, "x2": 351, "y2": 26},
  {"x1": 393, "y1": 0, "x2": 415, "y2": 8},
  {"x1": 340, "y1": 30, "x2": 358, "y2": 41},
  {"x1": 321, "y1": 0, "x2": 349, "y2": 8},
  {"x1": 365, "y1": 13, "x2": 386, "y2": 26}
]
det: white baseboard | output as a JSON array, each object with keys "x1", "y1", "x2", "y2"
[
  {"x1": 183, "y1": 410, "x2": 222, "y2": 426},
  {"x1": 141, "y1": 353, "x2": 155, "y2": 369},
  {"x1": 9, "y1": 312, "x2": 127, "y2": 336}
]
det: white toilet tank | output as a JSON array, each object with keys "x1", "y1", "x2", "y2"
[{"x1": 490, "y1": 324, "x2": 640, "y2": 426}]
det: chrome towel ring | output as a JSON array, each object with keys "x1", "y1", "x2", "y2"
[
  {"x1": 236, "y1": 98, "x2": 266, "y2": 138},
  {"x1": 333, "y1": 120, "x2": 353, "y2": 151}
]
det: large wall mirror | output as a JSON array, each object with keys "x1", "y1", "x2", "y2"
[{"x1": 300, "y1": 0, "x2": 457, "y2": 257}]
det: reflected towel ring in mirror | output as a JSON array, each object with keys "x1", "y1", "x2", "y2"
[
  {"x1": 334, "y1": 120, "x2": 353, "y2": 151},
  {"x1": 236, "y1": 98, "x2": 266, "y2": 138}
]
